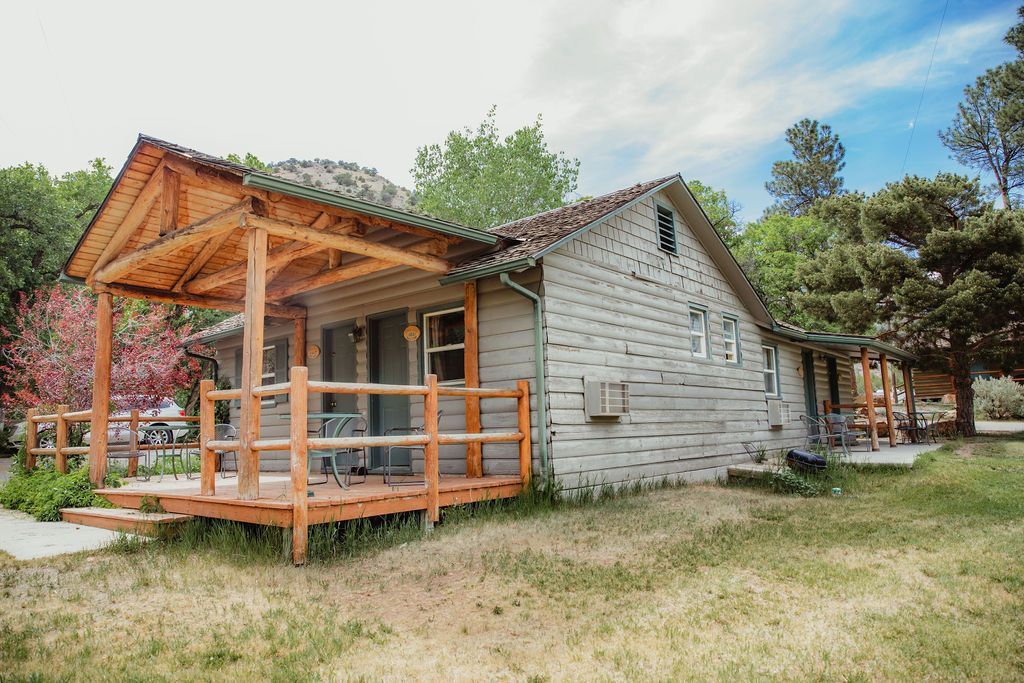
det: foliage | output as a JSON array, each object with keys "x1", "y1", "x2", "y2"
[
  {"x1": 686, "y1": 179, "x2": 742, "y2": 246},
  {"x1": 765, "y1": 118, "x2": 846, "y2": 216},
  {"x1": 225, "y1": 152, "x2": 271, "y2": 173},
  {"x1": 767, "y1": 467, "x2": 823, "y2": 497},
  {"x1": 0, "y1": 463, "x2": 117, "y2": 521},
  {"x1": 411, "y1": 106, "x2": 580, "y2": 229},
  {"x1": 733, "y1": 212, "x2": 839, "y2": 327},
  {"x1": 973, "y1": 377, "x2": 1024, "y2": 419},
  {"x1": 939, "y1": 66, "x2": 1024, "y2": 208},
  {"x1": 0, "y1": 284, "x2": 200, "y2": 415},
  {"x1": 0, "y1": 159, "x2": 111, "y2": 346},
  {"x1": 796, "y1": 173, "x2": 1024, "y2": 435}
]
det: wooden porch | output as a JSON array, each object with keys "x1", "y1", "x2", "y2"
[{"x1": 27, "y1": 136, "x2": 533, "y2": 565}]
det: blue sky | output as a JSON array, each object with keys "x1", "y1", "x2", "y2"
[{"x1": 0, "y1": 0, "x2": 1018, "y2": 223}]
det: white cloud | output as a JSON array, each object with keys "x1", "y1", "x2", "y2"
[{"x1": 0, "y1": 0, "x2": 1012, "y2": 206}]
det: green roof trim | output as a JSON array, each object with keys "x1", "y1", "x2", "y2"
[
  {"x1": 771, "y1": 325, "x2": 917, "y2": 362},
  {"x1": 438, "y1": 257, "x2": 536, "y2": 285},
  {"x1": 242, "y1": 173, "x2": 498, "y2": 245}
]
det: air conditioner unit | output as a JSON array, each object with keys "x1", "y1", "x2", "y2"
[
  {"x1": 767, "y1": 399, "x2": 785, "y2": 427},
  {"x1": 585, "y1": 379, "x2": 630, "y2": 418}
]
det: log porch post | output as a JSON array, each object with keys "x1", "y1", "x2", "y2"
[
  {"x1": 24, "y1": 408, "x2": 38, "y2": 471},
  {"x1": 424, "y1": 374, "x2": 440, "y2": 524},
  {"x1": 238, "y1": 228, "x2": 268, "y2": 500},
  {"x1": 127, "y1": 409, "x2": 140, "y2": 476},
  {"x1": 199, "y1": 379, "x2": 216, "y2": 496},
  {"x1": 902, "y1": 364, "x2": 917, "y2": 416},
  {"x1": 89, "y1": 291, "x2": 114, "y2": 485},
  {"x1": 293, "y1": 316, "x2": 307, "y2": 367},
  {"x1": 860, "y1": 346, "x2": 879, "y2": 452},
  {"x1": 289, "y1": 365, "x2": 309, "y2": 565},
  {"x1": 517, "y1": 380, "x2": 532, "y2": 486},
  {"x1": 54, "y1": 404, "x2": 69, "y2": 474},
  {"x1": 464, "y1": 281, "x2": 482, "y2": 478},
  {"x1": 879, "y1": 353, "x2": 896, "y2": 447}
]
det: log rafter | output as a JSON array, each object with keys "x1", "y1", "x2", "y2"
[{"x1": 93, "y1": 282, "x2": 306, "y2": 320}]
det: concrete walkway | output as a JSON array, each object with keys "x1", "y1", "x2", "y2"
[{"x1": 0, "y1": 508, "x2": 135, "y2": 560}]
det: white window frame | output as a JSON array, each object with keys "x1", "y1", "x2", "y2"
[
  {"x1": 423, "y1": 306, "x2": 466, "y2": 386},
  {"x1": 689, "y1": 308, "x2": 709, "y2": 358},
  {"x1": 723, "y1": 316, "x2": 740, "y2": 365},
  {"x1": 762, "y1": 344, "x2": 781, "y2": 397}
]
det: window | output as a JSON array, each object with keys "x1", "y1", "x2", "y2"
[
  {"x1": 261, "y1": 344, "x2": 277, "y2": 405},
  {"x1": 689, "y1": 308, "x2": 708, "y2": 357},
  {"x1": 423, "y1": 307, "x2": 465, "y2": 384},
  {"x1": 762, "y1": 344, "x2": 780, "y2": 396},
  {"x1": 656, "y1": 204, "x2": 678, "y2": 254},
  {"x1": 723, "y1": 316, "x2": 740, "y2": 364}
]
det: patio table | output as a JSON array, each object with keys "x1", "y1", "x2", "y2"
[
  {"x1": 138, "y1": 424, "x2": 191, "y2": 481},
  {"x1": 278, "y1": 412, "x2": 363, "y2": 491}
]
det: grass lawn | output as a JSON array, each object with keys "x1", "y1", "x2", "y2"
[{"x1": 2, "y1": 436, "x2": 1023, "y2": 681}]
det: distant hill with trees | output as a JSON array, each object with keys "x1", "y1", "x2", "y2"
[{"x1": 267, "y1": 157, "x2": 415, "y2": 209}]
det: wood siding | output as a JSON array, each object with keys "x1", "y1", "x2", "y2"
[
  {"x1": 215, "y1": 265, "x2": 538, "y2": 474},
  {"x1": 539, "y1": 189, "x2": 854, "y2": 487}
]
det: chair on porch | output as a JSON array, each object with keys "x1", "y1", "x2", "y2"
[
  {"x1": 893, "y1": 412, "x2": 926, "y2": 444},
  {"x1": 821, "y1": 414, "x2": 869, "y2": 457},
  {"x1": 799, "y1": 415, "x2": 830, "y2": 452},
  {"x1": 214, "y1": 424, "x2": 239, "y2": 478},
  {"x1": 308, "y1": 416, "x2": 368, "y2": 489},
  {"x1": 105, "y1": 429, "x2": 151, "y2": 481},
  {"x1": 383, "y1": 411, "x2": 445, "y2": 487}
]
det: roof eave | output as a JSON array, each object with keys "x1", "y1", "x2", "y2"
[
  {"x1": 439, "y1": 257, "x2": 537, "y2": 285},
  {"x1": 242, "y1": 174, "x2": 498, "y2": 245},
  {"x1": 770, "y1": 324, "x2": 918, "y2": 362}
]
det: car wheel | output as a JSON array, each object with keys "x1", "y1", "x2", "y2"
[{"x1": 143, "y1": 427, "x2": 173, "y2": 446}]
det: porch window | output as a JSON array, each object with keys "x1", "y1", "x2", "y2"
[
  {"x1": 723, "y1": 316, "x2": 740, "y2": 364},
  {"x1": 763, "y1": 344, "x2": 780, "y2": 396},
  {"x1": 689, "y1": 308, "x2": 709, "y2": 358},
  {"x1": 423, "y1": 307, "x2": 465, "y2": 384}
]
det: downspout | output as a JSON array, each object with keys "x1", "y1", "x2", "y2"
[
  {"x1": 185, "y1": 349, "x2": 219, "y2": 383},
  {"x1": 499, "y1": 272, "x2": 550, "y2": 483}
]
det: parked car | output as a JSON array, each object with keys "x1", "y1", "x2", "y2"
[{"x1": 10, "y1": 398, "x2": 191, "y2": 448}]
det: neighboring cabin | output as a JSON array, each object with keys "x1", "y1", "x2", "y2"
[{"x1": 193, "y1": 170, "x2": 912, "y2": 487}]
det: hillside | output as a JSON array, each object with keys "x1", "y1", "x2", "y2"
[{"x1": 268, "y1": 158, "x2": 415, "y2": 209}]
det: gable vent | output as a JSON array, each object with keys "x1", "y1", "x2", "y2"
[
  {"x1": 585, "y1": 379, "x2": 630, "y2": 419},
  {"x1": 656, "y1": 204, "x2": 678, "y2": 254}
]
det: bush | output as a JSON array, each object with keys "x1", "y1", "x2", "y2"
[
  {"x1": 0, "y1": 464, "x2": 117, "y2": 521},
  {"x1": 974, "y1": 377, "x2": 1024, "y2": 419}
]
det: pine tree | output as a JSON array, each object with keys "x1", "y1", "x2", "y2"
[{"x1": 765, "y1": 119, "x2": 846, "y2": 216}]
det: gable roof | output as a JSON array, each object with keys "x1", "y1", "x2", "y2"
[{"x1": 442, "y1": 174, "x2": 775, "y2": 327}]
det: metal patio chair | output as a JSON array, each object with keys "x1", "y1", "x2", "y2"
[
  {"x1": 383, "y1": 411, "x2": 445, "y2": 487},
  {"x1": 822, "y1": 413, "x2": 869, "y2": 457},
  {"x1": 799, "y1": 414, "x2": 830, "y2": 452},
  {"x1": 308, "y1": 416, "x2": 368, "y2": 489},
  {"x1": 214, "y1": 423, "x2": 239, "y2": 478},
  {"x1": 105, "y1": 429, "x2": 151, "y2": 481}
]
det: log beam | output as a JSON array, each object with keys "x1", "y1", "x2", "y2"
[
  {"x1": 860, "y1": 347, "x2": 880, "y2": 452},
  {"x1": 93, "y1": 199, "x2": 255, "y2": 284},
  {"x1": 464, "y1": 281, "x2": 482, "y2": 478},
  {"x1": 266, "y1": 239, "x2": 448, "y2": 300},
  {"x1": 92, "y1": 282, "x2": 305, "y2": 320},
  {"x1": 89, "y1": 291, "x2": 114, "y2": 485},
  {"x1": 160, "y1": 167, "x2": 180, "y2": 236},
  {"x1": 171, "y1": 229, "x2": 235, "y2": 291},
  {"x1": 89, "y1": 161, "x2": 166, "y2": 282},
  {"x1": 238, "y1": 228, "x2": 268, "y2": 500},
  {"x1": 879, "y1": 353, "x2": 897, "y2": 447},
  {"x1": 246, "y1": 215, "x2": 451, "y2": 274}
]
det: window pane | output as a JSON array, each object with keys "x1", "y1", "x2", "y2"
[
  {"x1": 262, "y1": 350, "x2": 276, "y2": 378},
  {"x1": 764, "y1": 371, "x2": 775, "y2": 394},
  {"x1": 689, "y1": 311, "x2": 703, "y2": 333},
  {"x1": 427, "y1": 310, "x2": 465, "y2": 349},
  {"x1": 428, "y1": 348, "x2": 465, "y2": 383}
]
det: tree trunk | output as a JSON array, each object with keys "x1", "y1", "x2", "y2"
[{"x1": 949, "y1": 352, "x2": 977, "y2": 437}]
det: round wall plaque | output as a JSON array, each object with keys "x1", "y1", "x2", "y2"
[
  {"x1": 306, "y1": 343, "x2": 321, "y2": 360},
  {"x1": 403, "y1": 325, "x2": 421, "y2": 342}
]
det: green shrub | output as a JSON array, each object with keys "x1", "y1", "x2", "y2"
[
  {"x1": 767, "y1": 468, "x2": 824, "y2": 497},
  {"x1": 0, "y1": 464, "x2": 118, "y2": 521},
  {"x1": 974, "y1": 377, "x2": 1024, "y2": 419}
]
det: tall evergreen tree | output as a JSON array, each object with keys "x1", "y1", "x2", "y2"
[
  {"x1": 796, "y1": 174, "x2": 1024, "y2": 436},
  {"x1": 765, "y1": 119, "x2": 846, "y2": 216}
]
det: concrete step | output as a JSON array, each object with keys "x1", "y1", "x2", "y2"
[
  {"x1": 59, "y1": 507, "x2": 193, "y2": 536},
  {"x1": 727, "y1": 463, "x2": 776, "y2": 481}
]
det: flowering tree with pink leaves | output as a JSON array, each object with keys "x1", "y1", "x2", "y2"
[{"x1": 1, "y1": 285, "x2": 199, "y2": 415}]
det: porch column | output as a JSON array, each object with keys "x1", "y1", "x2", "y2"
[
  {"x1": 238, "y1": 228, "x2": 268, "y2": 500},
  {"x1": 879, "y1": 353, "x2": 897, "y2": 447},
  {"x1": 293, "y1": 316, "x2": 307, "y2": 367},
  {"x1": 464, "y1": 281, "x2": 482, "y2": 477},
  {"x1": 88, "y1": 291, "x2": 114, "y2": 485},
  {"x1": 902, "y1": 363, "x2": 917, "y2": 416},
  {"x1": 860, "y1": 346, "x2": 879, "y2": 452}
]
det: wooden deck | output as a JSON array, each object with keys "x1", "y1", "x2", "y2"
[{"x1": 95, "y1": 473, "x2": 523, "y2": 528}]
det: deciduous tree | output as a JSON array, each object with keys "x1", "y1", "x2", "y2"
[
  {"x1": 686, "y1": 179, "x2": 742, "y2": 246},
  {"x1": 412, "y1": 107, "x2": 580, "y2": 229}
]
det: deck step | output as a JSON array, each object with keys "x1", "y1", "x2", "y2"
[
  {"x1": 727, "y1": 463, "x2": 776, "y2": 481},
  {"x1": 60, "y1": 507, "x2": 193, "y2": 536}
]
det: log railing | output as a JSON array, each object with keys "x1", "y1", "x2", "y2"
[
  {"x1": 22, "y1": 407, "x2": 200, "y2": 474},
  {"x1": 198, "y1": 366, "x2": 533, "y2": 565}
]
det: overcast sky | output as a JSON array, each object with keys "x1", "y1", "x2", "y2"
[{"x1": 1, "y1": 0, "x2": 1018, "y2": 221}]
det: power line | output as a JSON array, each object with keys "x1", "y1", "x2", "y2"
[{"x1": 900, "y1": 0, "x2": 950, "y2": 177}]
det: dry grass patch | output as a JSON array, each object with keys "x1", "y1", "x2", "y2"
[{"x1": 1, "y1": 438, "x2": 1023, "y2": 681}]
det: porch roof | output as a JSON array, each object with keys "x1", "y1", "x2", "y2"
[
  {"x1": 772, "y1": 323, "x2": 918, "y2": 363},
  {"x1": 61, "y1": 135, "x2": 500, "y2": 312}
]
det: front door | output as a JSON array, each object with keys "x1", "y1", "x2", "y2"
[
  {"x1": 802, "y1": 351, "x2": 818, "y2": 423},
  {"x1": 368, "y1": 311, "x2": 410, "y2": 469},
  {"x1": 826, "y1": 357, "x2": 841, "y2": 414},
  {"x1": 322, "y1": 322, "x2": 358, "y2": 414}
]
